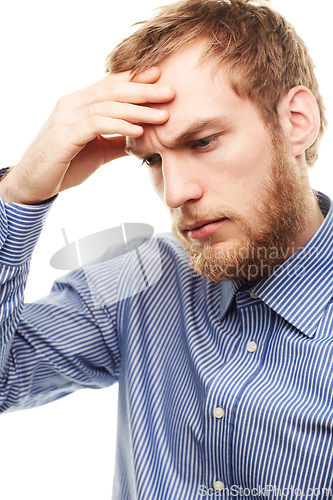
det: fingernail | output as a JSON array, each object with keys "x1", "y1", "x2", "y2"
[
  {"x1": 144, "y1": 67, "x2": 158, "y2": 74},
  {"x1": 158, "y1": 85, "x2": 173, "y2": 95},
  {"x1": 153, "y1": 109, "x2": 167, "y2": 117}
]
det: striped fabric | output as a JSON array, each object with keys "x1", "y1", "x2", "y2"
[{"x1": 0, "y1": 189, "x2": 332, "y2": 499}]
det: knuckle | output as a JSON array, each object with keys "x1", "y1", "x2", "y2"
[
  {"x1": 55, "y1": 94, "x2": 70, "y2": 111},
  {"x1": 87, "y1": 102, "x2": 97, "y2": 117},
  {"x1": 102, "y1": 101, "x2": 117, "y2": 117},
  {"x1": 87, "y1": 114, "x2": 99, "y2": 131},
  {"x1": 88, "y1": 85, "x2": 100, "y2": 102},
  {"x1": 107, "y1": 80, "x2": 123, "y2": 99}
]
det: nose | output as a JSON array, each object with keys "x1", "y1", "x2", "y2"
[{"x1": 162, "y1": 154, "x2": 203, "y2": 209}]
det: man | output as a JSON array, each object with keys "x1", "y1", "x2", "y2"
[{"x1": 0, "y1": 0, "x2": 332, "y2": 499}]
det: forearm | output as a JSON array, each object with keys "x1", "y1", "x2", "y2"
[
  {"x1": 0, "y1": 176, "x2": 119, "y2": 412},
  {"x1": 0, "y1": 172, "x2": 54, "y2": 365}
]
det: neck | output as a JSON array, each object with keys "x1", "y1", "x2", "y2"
[{"x1": 292, "y1": 190, "x2": 324, "y2": 255}]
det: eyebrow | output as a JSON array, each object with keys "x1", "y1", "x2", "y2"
[{"x1": 125, "y1": 116, "x2": 228, "y2": 158}]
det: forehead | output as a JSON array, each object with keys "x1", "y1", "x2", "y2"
[
  {"x1": 126, "y1": 41, "x2": 254, "y2": 153},
  {"x1": 155, "y1": 40, "x2": 226, "y2": 107}
]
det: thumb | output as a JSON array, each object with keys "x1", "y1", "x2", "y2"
[{"x1": 100, "y1": 135, "x2": 127, "y2": 164}]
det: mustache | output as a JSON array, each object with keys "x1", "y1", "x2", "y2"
[{"x1": 172, "y1": 206, "x2": 243, "y2": 233}]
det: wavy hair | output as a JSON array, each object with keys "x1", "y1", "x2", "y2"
[{"x1": 106, "y1": 0, "x2": 326, "y2": 165}]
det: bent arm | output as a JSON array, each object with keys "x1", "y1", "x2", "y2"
[{"x1": 0, "y1": 67, "x2": 175, "y2": 411}]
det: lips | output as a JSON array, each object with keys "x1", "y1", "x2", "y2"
[
  {"x1": 182, "y1": 219, "x2": 223, "y2": 231},
  {"x1": 183, "y1": 218, "x2": 228, "y2": 240}
]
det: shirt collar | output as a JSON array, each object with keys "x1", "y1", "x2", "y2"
[
  {"x1": 219, "y1": 279, "x2": 242, "y2": 318},
  {"x1": 219, "y1": 192, "x2": 333, "y2": 338}
]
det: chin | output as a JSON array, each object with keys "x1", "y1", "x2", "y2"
[{"x1": 209, "y1": 239, "x2": 238, "y2": 253}]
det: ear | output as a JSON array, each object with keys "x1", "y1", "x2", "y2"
[{"x1": 277, "y1": 86, "x2": 320, "y2": 157}]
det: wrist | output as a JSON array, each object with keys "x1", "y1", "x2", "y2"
[
  {"x1": 0, "y1": 168, "x2": 55, "y2": 205},
  {"x1": 0, "y1": 168, "x2": 18, "y2": 204}
]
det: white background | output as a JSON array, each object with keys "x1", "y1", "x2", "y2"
[{"x1": 0, "y1": 1, "x2": 332, "y2": 499}]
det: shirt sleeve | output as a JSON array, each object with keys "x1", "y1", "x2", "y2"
[{"x1": 0, "y1": 184, "x2": 120, "y2": 413}]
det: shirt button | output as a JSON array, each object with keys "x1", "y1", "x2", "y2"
[
  {"x1": 213, "y1": 407, "x2": 225, "y2": 419},
  {"x1": 247, "y1": 341, "x2": 258, "y2": 353},
  {"x1": 214, "y1": 481, "x2": 225, "y2": 491},
  {"x1": 250, "y1": 291, "x2": 259, "y2": 299}
]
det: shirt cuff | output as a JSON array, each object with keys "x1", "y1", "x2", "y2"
[{"x1": 0, "y1": 168, "x2": 56, "y2": 266}]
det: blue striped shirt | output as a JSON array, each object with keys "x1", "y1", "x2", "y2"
[{"x1": 0, "y1": 189, "x2": 332, "y2": 499}]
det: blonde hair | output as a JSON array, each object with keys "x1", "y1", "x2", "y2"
[{"x1": 106, "y1": 0, "x2": 326, "y2": 166}]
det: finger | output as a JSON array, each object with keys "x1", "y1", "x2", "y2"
[
  {"x1": 58, "y1": 71, "x2": 134, "y2": 109},
  {"x1": 61, "y1": 135, "x2": 128, "y2": 191},
  {"x1": 66, "y1": 81, "x2": 175, "y2": 115},
  {"x1": 105, "y1": 81, "x2": 175, "y2": 104},
  {"x1": 66, "y1": 78, "x2": 175, "y2": 109},
  {"x1": 131, "y1": 67, "x2": 161, "y2": 84},
  {"x1": 106, "y1": 70, "x2": 133, "y2": 82},
  {"x1": 87, "y1": 75, "x2": 175, "y2": 104},
  {"x1": 73, "y1": 116, "x2": 143, "y2": 146},
  {"x1": 78, "y1": 101, "x2": 169, "y2": 125},
  {"x1": 99, "y1": 135, "x2": 128, "y2": 163}
]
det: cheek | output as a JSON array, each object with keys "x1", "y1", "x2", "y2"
[
  {"x1": 228, "y1": 132, "x2": 271, "y2": 174},
  {"x1": 204, "y1": 137, "x2": 273, "y2": 207},
  {"x1": 223, "y1": 131, "x2": 272, "y2": 182}
]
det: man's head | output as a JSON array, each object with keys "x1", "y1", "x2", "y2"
[
  {"x1": 106, "y1": 0, "x2": 326, "y2": 282},
  {"x1": 107, "y1": 0, "x2": 326, "y2": 166}
]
